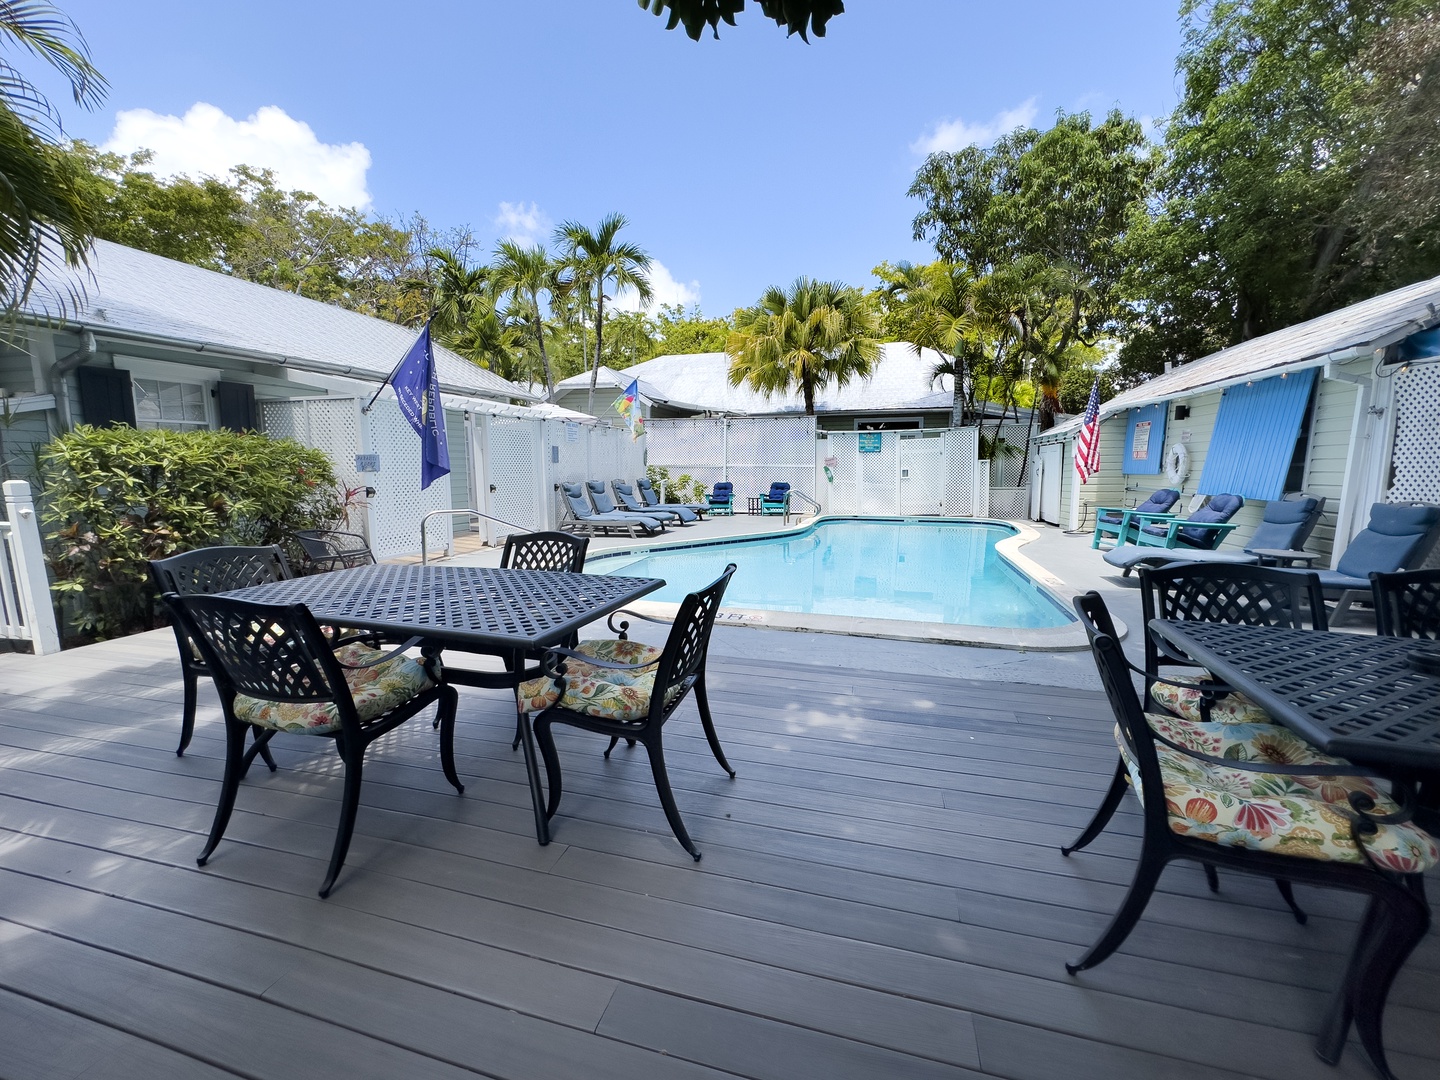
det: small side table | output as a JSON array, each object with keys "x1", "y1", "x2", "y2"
[
  {"x1": 1249, "y1": 548, "x2": 1319, "y2": 567},
  {"x1": 747, "y1": 497, "x2": 762, "y2": 515}
]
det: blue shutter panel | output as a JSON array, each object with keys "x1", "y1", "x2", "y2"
[
  {"x1": 1123, "y1": 403, "x2": 1167, "y2": 475},
  {"x1": 1197, "y1": 370, "x2": 1316, "y2": 500}
]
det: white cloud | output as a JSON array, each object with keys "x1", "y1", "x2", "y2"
[
  {"x1": 493, "y1": 201, "x2": 553, "y2": 246},
  {"x1": 613, "y1": 260, "x2": 700, "y2": 313},
  {"x1": 102, "y1": 103, "x2": 372, "y2": 208},
  {"x1": 910, "y1": 97, "x2": 1039, "y2": 155}
]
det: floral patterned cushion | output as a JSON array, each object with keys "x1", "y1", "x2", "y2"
[
  {"x1": 1115, "y1": 722, "x2": 1438, "y2": 873},
  {"x1": 1149, "y1": 669, "x2": 1271, "y2": 725},
  {"x1": 1145, "y1": 712, "x2": 1356, "y2": 770},
  {"x1": 518, "y1": 638, "x2": 682, "y2": 722},
  {"x1": 233, "y1": 643, "x2": 434, "y2": 735}
]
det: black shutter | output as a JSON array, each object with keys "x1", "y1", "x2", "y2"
[
  {"x1": 75, "y1": 366, "x2": 137, "y2": 427},
  {"x1": 216, "y1": 382, "x2": 257, "y2": 432}
]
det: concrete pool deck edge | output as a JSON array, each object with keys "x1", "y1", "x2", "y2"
[{"x1": 588, "y1": 515, "x2": 1114, "y2": 652}]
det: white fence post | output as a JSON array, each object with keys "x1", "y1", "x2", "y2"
[{"x1": 2, "y1": 480, "x2": 61, "y2": 654}]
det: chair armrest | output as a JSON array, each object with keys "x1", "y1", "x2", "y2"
[{"x1": 607, "y1": 607, "x2": 671, "y2": 639}]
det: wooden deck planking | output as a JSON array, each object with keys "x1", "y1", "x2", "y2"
[{"x1": 0, "y1": 631, "x2": 1437, "y2": 1079}]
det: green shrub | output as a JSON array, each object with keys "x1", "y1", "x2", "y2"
[
  {"x1": 645, "y1": 463, "x2": 706, "y2": 503},
  {"x1": 39, "y1": 425, "x2": 345, "y2": 641}
]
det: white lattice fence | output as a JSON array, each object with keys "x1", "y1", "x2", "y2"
[
  {"x1": 988, "y1": 422, "x2": 1035, "y2": 488},
  {"x1": 823, "y1": 429, "x2": 980, "y2": 516},
  {"x1": 364, "y1": 399, "x2": 452, "y2": 558},
  {"x1": 1388, "y1": 362, "x2": 1440, "y2": 568},
  {"x1": 645, "y1": 416, "x2": 817, "y2": 505},
  {"x1": 484, "y1": 415, "x2": 541, "y2": 542},
  {"x1": 900, "y1": 436, "x2": 945, "y2": 515},
  {"x1": 260, "y1": 396, "x2": 368, "y2": 537},
  {"x1": 944, "y1": 428, "x2": 981, "y2": 515}
]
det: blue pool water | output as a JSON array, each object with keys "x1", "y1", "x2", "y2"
[{"x1": 587, "y1": 519, "x2": 1074, "y2": 629}]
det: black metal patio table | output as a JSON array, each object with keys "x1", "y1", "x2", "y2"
[
  {"x1": 1148, "y1": 620, "x2": 1440, "y2": 771},
  {"x1": 228, "y1": 563, "x2": 664, "y2": 844}
]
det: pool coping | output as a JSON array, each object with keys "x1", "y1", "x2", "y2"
[{"x1": 589, "y1": 515, "x2": 1114, "y2": 652}]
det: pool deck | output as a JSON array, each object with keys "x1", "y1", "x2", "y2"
[{"x1": 1, "y1": 626, "x2": 1435, "y2": 1079}]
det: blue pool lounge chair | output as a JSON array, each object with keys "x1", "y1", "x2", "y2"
[
  {"x1": 630, "y1": 477, "x2": 704, "y2": 521},
  {"x1": 1132, "y1": 493, "x2": 1245, "y2": 550},
  {"x1": 1091, "y1": 488, "x2": 1180, "y2": 549},
  {"x1": 1315, "y1": 502, "x2": 1440, "y2": 623},
  {"x1": 560, "y1": 483, "x2": 666, "y2": 537},
  {"x1": 759, "y1": 482, "x2": 790, "y2": 516},
  {"x1": 705, "y1": 481, "x2": 734, "y2": 516},
  {"x1": 609, "y1": 480, "x2": 690, "y2": 524},
  {"x1": 1104, "y1": 494, "x2": 1326, "y2": 576}
]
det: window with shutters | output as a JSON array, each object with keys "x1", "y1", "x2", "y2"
[{"x1": 133, "y1": 377, "x2": 210, "y2": 430}]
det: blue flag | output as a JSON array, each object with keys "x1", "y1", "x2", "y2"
[{"x1": 390, "y1": 322, "x2": 450, "y2": 490}]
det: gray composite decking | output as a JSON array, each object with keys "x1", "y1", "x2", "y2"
[{"x1": 0, "y1": 629, "x2": 1437, "y2": 1080}]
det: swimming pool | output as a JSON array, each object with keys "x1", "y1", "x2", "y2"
[{"x1": 586, "y1": 519, "x2": 1074, "y2": 629}]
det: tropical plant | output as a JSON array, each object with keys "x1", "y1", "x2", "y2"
[
  {"x1": 875, "y1": 260, "x2": 978, "y2": 426},
  {"x1": 421, "y1": 246, "x2": 489, "y2": 340},
  {"x1": 0, "y1": 0, "x2": 106, "y2": 314},
  {"x1": 727, "y1": 277, "x2": 881, "y2": 415},
  {"x1": 638, "y1": 0, "x2": 843, "y2": 40},
  {"x1": 492, "y1": 239, "x2": 559, "y2": 398},
  {"x1": 553, "y1": 213, "x2": 652, "y2": 413},
  {"x1": 39, "y1": 426, "x2": 343, "y2": 641}
]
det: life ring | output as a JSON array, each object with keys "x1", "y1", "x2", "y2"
[{"x1": 1164, "y1": 442, "x2": 1189, "y2": 487}]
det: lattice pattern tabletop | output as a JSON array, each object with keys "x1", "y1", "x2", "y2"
[
  {"x1": 230, "y1": 565, "x2": 662, "y2": 650},
  {"x1": 1150, "y1": 620, "x2": 1440, "y2": 770}
]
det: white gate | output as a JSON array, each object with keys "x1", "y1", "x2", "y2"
[
  {"x1": 825, "y1": 429, "x2": 980, "y2": 516},
  {"x1": 363, "y1": 399, "x2": 452, "y2": 558},
  {"x1": 1387, "y1": 362, "x2": 1440, "y2": 568},
  {"x1": 483, "y1": 415, "x2": 541, "y2": 543}
]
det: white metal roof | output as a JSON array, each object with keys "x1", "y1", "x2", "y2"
[
  {"x1": 26, "y1": 239, "x2": 537, "y2": 402},
  {"x1": 554, "y1": 343, "x2": 958, "y2": 415},
  {"x1": 1043, "y1": 273, "x2": 1440, "y2": 440}
]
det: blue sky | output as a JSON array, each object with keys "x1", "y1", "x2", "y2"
[{"x1": 44, "y1": 1, "x2": 1184, "y2": 317}]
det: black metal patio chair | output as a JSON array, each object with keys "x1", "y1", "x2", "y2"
[
  {"x1": 149, "y1": 545, "x2": 294, "y2": 766},
  {"x1": 162, "y1": 592, "x2": 461, "y2": 897},
  {"x1": 293, "y1": 528, "x2": 376, "y2": 573},
  {"x1": 1066, "y1": 590, "x2": 1433, "y2": 1080},
  {"x1": 1371, "y1": 568, "x2": 1440, "y2": 641},
  {"x1": 500, "y1": 530, "x2": 590, "y2": 574},
  {"x1": 1065, "y1": 562, "x2": 1332, "y2": 921},
  {"x1": 519, "y1": 564, "x2": 738, "y2": 860}
]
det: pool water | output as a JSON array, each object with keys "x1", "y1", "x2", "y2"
[{"x1": 587, "y1": 519, "x2": 1074, "y2": 629}]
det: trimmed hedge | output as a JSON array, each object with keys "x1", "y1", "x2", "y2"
[{"x1": 40, "y1": 425, "x2": 344, "y2": 641}]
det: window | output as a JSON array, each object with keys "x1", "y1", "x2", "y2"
[{"x1": 133, "y1": 377, "x2": 209, "y2": 430}]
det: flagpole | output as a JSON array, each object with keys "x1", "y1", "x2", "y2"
[{"x1": 363, "y1": 316, "x2": 433, "y2": 415}]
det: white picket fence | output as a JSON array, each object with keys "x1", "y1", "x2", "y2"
[{"x1": 0, "y1": 480, "x2": 60, "y2": 654}]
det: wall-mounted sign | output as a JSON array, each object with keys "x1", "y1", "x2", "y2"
[
  {"x1": 858, "y1": 432, "x2": 883, "y2": 453},
  {"x1": 565, "y1": 422, "x2": 580, "y2": 443},
  {"x1": 355, "y1": 454, "x2": 381, "y2": 472},
  {"x1": 1130, "y1": 420, "x2": 1152, "y2": 460}
]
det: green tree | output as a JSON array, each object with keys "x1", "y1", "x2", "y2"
[
  {"x1": 638, "y1": 0, "x2": 843, "y2": 40},
  {"x1": 909, "y1": 109, "x2": 1155, "y2": 398},
  {"x1": 492, "y1": 240, "x2": 560, "y2": 398},
  {"x1": 1119, "y1": 0, "x2": 1440, "y2": 381},
  {"x1": 420, "y1": 246, "x2": 488, "y2": 341},
  {"x1": 653, "y1": 303, "x2": 731, "y2": 354},
  {"x1": 0, "y1": 1, "x2": 105, "y2": 313},
  {"x1": 553, "y1": 213, "x2": 652, "y2": 413},
  {"x1": 727, "y1": 277, "x2": 881, "y2": 415}
]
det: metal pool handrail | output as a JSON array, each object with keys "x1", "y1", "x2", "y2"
[
  {"x1": 419, "y1": 508, "x2": 527, "y2": 566},
  {"x1": 785, "y1": 491, "x2": 821, "y2": 524}
]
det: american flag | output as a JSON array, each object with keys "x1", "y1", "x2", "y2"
[{"x1": 1075, "y1": 378, "x2": 1101, "y2": 484}]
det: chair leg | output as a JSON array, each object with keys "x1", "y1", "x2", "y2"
[
  {"x1": 1203, "y1": 863, "x2": 1220, "y2": 893},
  {"x1": 533, "y1": 713, "x2": 564, "y2": 821},
  {"x1": 1067, "y1": 847, "x2": 1166, "y2": 973},
  {"x1": 1062, "y1": 756, "x2": 1128, "y2": 856},
  {"x1": 177, "y1": 669, "x2": 198, "y2": 756},
  {"x1": 240, "y1": 728, "x2": 278, "y2": 779},
  {"x1": 320, "y1": 733, "x2": 364, "y2": 898},
  {"x1": 642, "y1": 735, "x2": 700, "y2": 861},
  {"x1": 1349, "y1": 881, "x2": 1431, "y2": 1080},
  {"x1": 1275, "y1": 879, "x2": 1307, "y2": 925},
  {"x1": 603, "y1": 736, "x2": 620, "y2": 758},
  {"x1": 436, "y1": 687, "x2": 463, "y2": 794},
  {"x1": 694, "y1": 678, "x2": 736, "y2": 778},
  {"x1": 197, "y1": 717, "x2": 248, "y2": 867}
]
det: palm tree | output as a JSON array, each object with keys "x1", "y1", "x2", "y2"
[
  {"x1": 492, "y1": 240, "x2": 559, "y2": 399},
  {"x1": 0, "y1": 2, "x2": 107, "y2": 312},
  {"x1": 423, "y1": 247, "x2": 489, "y2": 339},
  {"x1": 876, "y1": 260, "x2": 978, "y2": 427},
  {"x1": 450, "y1": 293, "x2": 528, "y2": 383},
  {"x1": 727, "y1": 278, "x2": 881, "y2": 415},
  {"x1": 552, "y1": 213, "x2": 652, "y2": 413}
]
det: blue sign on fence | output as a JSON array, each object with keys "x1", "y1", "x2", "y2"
[{"x1": 858, "y1": 432, "x2": 883, "y2": 453}]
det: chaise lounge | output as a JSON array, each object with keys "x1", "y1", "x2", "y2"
[{"x1": 559, "y1": 482, "x2": 666, "y2": 537}]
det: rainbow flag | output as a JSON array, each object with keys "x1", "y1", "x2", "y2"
[{"x1": 613, "y1": 378, "x2": 645, "y2": 440}]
